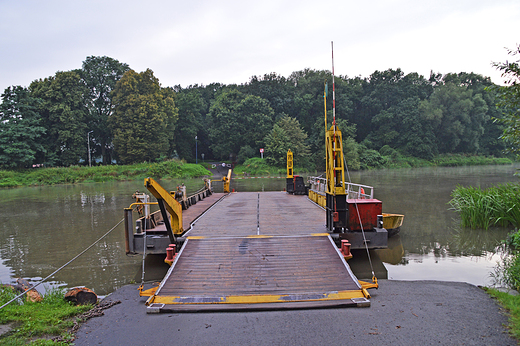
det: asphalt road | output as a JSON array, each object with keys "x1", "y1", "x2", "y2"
[{"x1": 74, "y1": 280, "x2": 515, "y2": 346}]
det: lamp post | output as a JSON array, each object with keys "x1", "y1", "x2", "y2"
[
  {"x1": 87, "y1": 131, "x2": 93, "y2": 167},
  {"x1": 195, "y1": 135, "x2": 198, "y2": 164}
]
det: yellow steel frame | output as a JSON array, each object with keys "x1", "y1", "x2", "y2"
[
  {"x1": 144, "y1": 177, "x2": 184, "y2": 235},
  {"x1": 325, "y1": 125, "x2": 345, "y2": 195}
]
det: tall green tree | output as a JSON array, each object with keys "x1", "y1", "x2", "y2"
[
  {"x1": 110, "y1": 69, "x2": 178, "y2": 164},
  {"x1": 492, "y1": 45, "x2": 520, "y2": 157},
  {"x1": 441, "y1": 72, "x2": 504, "y2": 155},
  {"x1": 30, "y1": 71, "x2": 88, "y2": 166},
  {"x1": 81, "y1": 56, "x2": 130, "y2": 164},
  {"x1": 207, "y1": 90, "x2": 273, "y2": 160},
  {"x1": 0, "y1": 86, "x2": 46, "y2": 168},
  {"x1": 242, "y1": 72, "x2": 295, "y2": 117},
  {"x1": 172, "y1": 87, "x2": 206, "y2": 161},
  {"x1": 264, "y1": 115, "x2": 310, "y2": 167},
  {"x1": 355, "y1": 69, "x2": 432, "y2": 142},
  {"x1": 366, "y1": 97, "x2": 438, "y2": 159},
  {"x1": 423, "y1": 83, "x2": 488, "y2": 154},
  {"x1": 288, "y1": 69, "x2": 353, "y2": 135}
]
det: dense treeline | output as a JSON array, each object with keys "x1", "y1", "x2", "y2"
[{"x1": 0, "y1": 55, "x2": 510, "y2": 170}]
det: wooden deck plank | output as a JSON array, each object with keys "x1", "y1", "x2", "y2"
[
  {"x1": 156, "y1": 235, "x2": 359, "y2": 296},
  {"x1": 186, "y1": 192, "x2": 327, "y2": 237}
]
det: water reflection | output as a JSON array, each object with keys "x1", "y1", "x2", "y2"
[{"x1": 0, "y1": 165, "x2": 518, "y2": 295}]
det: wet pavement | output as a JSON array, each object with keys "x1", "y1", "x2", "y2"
[{"x1": 74, "y1": 280, "x2": 515, "y2": 346}]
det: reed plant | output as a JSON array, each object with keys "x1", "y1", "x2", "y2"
[
  {"x1": 486, "y1": 228, "x2": 520, "y2": 340},
  {"x1": 449, "y1": 183, "x2": 520, "y2": 230}
]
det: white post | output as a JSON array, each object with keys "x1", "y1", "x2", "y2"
[{"x1": 87, "y1": 130, "x2": 93, "y2": 167}]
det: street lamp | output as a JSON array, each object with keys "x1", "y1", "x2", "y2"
[
  {"x1": 195, "y1": 136, "x2": 198, "y2": 164},
  {"x1": 87, "y1": 131, "x2": 93, "y2": 167}
]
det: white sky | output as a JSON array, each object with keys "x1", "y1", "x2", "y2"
[{"x1": 0, "y1": 0, "x2": 518, "y2": 94}]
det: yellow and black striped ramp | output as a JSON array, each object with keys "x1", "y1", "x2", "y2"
[{"x1": 146, "y1": 234, "x2": 370, "y2": 312}]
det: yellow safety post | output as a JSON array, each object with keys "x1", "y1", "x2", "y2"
[
  {"x1": 222, "y1": 169, "x2": 232, "y2": 193},
  {"x1": 287, "y1": 150, "x2": 293, "y2": 179}
]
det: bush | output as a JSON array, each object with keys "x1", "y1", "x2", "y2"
[
  {"x1": 179, "y1": 163, "x2": 211, "y2": 178},
  {"x1": 379, "y1": 145, "x2": 400, "y2": 158},
  {"x1": 359, "y1": 149, "x2": 387, "y2": 169},
  {"x1": 236, "y1": 158, "x2": 285, "y2": 176},
  {"x1": 147, "y1": 160, "x2": 182, "y2": 178},
  {"x1": 237, "y1": 145, "x2": 256, "y2": 164}
]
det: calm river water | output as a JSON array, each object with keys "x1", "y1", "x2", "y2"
[{"x1": 0, "y1": 164, "x2": 518, "y2": 295}]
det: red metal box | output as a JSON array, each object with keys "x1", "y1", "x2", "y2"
[{"x1": 346, "y1": 199, "x2": 382, "y2": 231}]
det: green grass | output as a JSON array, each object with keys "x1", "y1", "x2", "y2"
[
  {"x1": 0, "y1": 160, "x2": 211, "y2": 188},
  {"x1": 449, "y1": 183, "x2": 520, "y2": 230},
  {"x1": 379, "y1": 153, "x2": 512, "y2": 169},
  {"x1": 0, "y1": 287, "x2": 92, "y2": 345},
  {"x1": 486, "y1": 288, "x2": 520, "y2": 339}
]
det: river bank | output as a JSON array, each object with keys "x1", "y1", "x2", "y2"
[
  {"x1": 0, "y1": 160, "x2": 211, "y2": 187},
  {"x1": 0, "y1": 155, "x2": 513, "y2": 188},
  {"x1": 73, "y1": 280, "x2": 515, "y2": 346}
]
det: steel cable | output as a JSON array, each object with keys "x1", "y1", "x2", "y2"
[{"x1": 344, "y1": 156, "x2": 376, "y2": 279}]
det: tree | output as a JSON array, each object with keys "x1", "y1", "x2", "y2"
[
  {"x1": 288, "y1": 69, "x2": 353, "y2": 135},
  {"x1": 492, "y1": 45, "x2": 520, "y2": 157},
  {"x1": 264, "y1": 115, "x2": 310, "y2": 167},
  {"x1": 242, "y1": 72, "x2": 295, "y2": 117},
  {"x1": 423, "y1": 83, "x2": 488, "y2": 154},
  {"x1": 366, "y1": 97, "x2": 438, "y2": 159},
  {"x1": 0, "y1": 86, "x2": 46, "y2": 168},
  {"x1": 110, "y1": 69, "x2": 178, "y2": 164},
  {"x1": 356, "y1": 69, "x2": 432, "y2": 142},
  {"x1": 30, "y1": 71, "x2": 88, "y2": 166},
  {"x1": 81, "y1": 56, "x2": 130, "y2": 164},
  {"x1": 207, "y1": 90, "x2": 273, "y2": 160},
  {"x1": 173, "y1": 87, "x2": 206, "y2": 161},
  {"x1": 440, "y1": 72, "x2": 503, "y2": 155}
]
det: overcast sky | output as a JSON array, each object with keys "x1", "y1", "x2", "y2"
[{"x1": 0, "y1": 0, "x2": 518, "y2": 95}]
